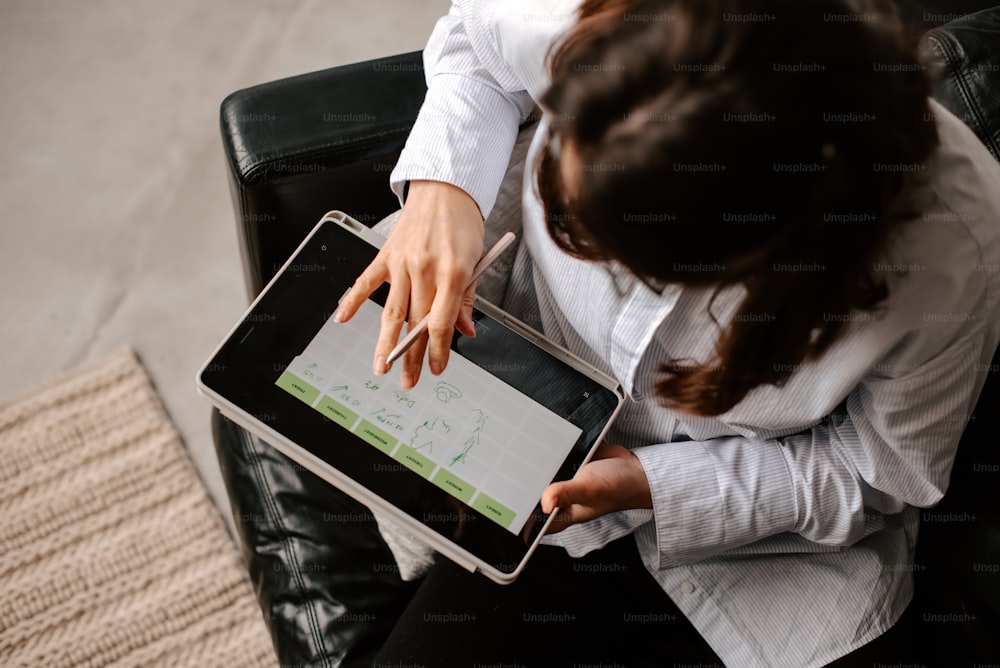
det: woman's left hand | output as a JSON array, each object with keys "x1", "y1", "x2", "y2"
[{"x1": 541, "y1": 444, "x2": 653, "y2": 533}]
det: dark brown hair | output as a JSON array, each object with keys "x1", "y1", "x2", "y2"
[{"x1": 537, "y1": 0, "x2": 938, "y2": 416}]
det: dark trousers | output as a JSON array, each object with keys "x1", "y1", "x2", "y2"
[
  {"x1": 374, "y1": 536, "x2": 719, "y2": 668},
  {"x1": 373, "y1": 535, "x2": 918, "y2": 668}
]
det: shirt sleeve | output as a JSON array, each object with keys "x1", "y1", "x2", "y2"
[
  {"x1": 623, "y1": 328, "x2": 990, "y2": 570},
  {"x1": 389, "y1": 1, "x2": 537, "y2": 219}
]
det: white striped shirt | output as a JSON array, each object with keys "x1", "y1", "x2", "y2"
[{"x1": 389, "y1": 2, "x2": 1000, "y2": 665}]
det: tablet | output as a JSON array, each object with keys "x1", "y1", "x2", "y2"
[{"x1": 198, "y1": 211, "x2": 624, "y2": 583}]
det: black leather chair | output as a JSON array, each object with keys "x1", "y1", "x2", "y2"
[{"x1": 213, "y1": 6, "x2": 1000, "y2": 666}]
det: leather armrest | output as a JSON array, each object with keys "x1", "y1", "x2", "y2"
[
  {"x1": 220, "y1": 51, "x2": 427, "y2": 298},
  {"x1": 212, "y1": 409, "x2": 418, "y2": 668}
]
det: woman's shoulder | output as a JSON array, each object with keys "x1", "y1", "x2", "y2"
[
  {"x1": 919, "y1": 98, "x2": 1000, "y2": 250},
  {"x1": 877, "y1": 98, "x2": 1000, "y2": 353},
  {"x1": 460, "y1": 0, "x2": 581, "y2": 100}
]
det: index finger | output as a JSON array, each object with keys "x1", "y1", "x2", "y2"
[{"x1": 334, "y1": 257, "x2": 388, "y2": 323}]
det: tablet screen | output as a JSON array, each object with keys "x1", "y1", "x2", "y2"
[{"x1": 276, "y1": 298, "x2": 584, "y2": 534}]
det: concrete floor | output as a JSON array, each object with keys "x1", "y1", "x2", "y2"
[{"x1": 0, "y1": 0, "x2": 447, "y2": 531}]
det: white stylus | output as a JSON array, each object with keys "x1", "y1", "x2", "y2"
[{"x1": 385, "y1": 231, "x2": 517, "y2": 367}]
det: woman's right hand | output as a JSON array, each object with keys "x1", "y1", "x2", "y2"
[{"x1": 333, "y1": 180, "x2": 485, "y2": 391}]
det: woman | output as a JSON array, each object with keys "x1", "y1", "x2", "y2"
[{"x1": 334, "y1": 0, "x2": 1000, "y2": 665}]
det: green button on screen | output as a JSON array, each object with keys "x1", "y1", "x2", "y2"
[
  {"x1": 316, "y1": 396, "x2": 358, "y2": 429},
  {"x1": 354, "y1": 419, "x2": 397, "y2": 454},
  {"x1": 471, "y1": 492, "x2": 515, "y2": 529},
  {"x1": 431, "y1": 468, "x2": 475, "y2": 503},
  {"x1": 275, "y1": 370, "x2": 319, "y2": 405},
  {"x1": 393, "y1": 445, "x2": 435, "y2": 478}
]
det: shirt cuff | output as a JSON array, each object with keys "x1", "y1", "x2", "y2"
[
  {"x1": 540, "y1": 508, "x2": 653, "y2": 556},
  {"x1": 632, "y1": 437, "x2": 798, "y2": 570},
  {"x1": 390, "y1": 72, "x2": 528, "y2": 219}
]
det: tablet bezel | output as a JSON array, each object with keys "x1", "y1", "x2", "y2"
[{"x1": 197, "y1": 211, "x2": 625, "y2": 583}]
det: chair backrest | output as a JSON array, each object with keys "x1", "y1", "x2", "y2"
[
  {"x1": 919, "y1": 7, "x2": 1000, "y2": 160},
  {"x1": 219, "y1": 52, "x2": 427, "y2": 298}
]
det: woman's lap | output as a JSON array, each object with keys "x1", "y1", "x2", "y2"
[
  {"x1": 370, "y1": 534, "x2": 923, "y2": 667},
  {"x1": 373, "y1": 536, "x2": 722, "y2": 668}
]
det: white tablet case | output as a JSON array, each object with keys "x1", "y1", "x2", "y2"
[{"x1": 198, "y1": 211, "x2": 624, "y2": 584}]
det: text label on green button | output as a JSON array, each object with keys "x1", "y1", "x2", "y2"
[
  {"x1": 275, "y1": 371, "x2": 319, "y2": 405},
  {"x1": 316, "y1": 396, "x2": 358, "y2": 429},
  {"x1": 431, "y1": 468, "x2": 475, "y2": 503},
  {"x1": 393, "y1": 445, "x2": 435, "y2": 479},
  {"x1": 471, "y1": 492, "x2": 515, "y2": 529},
  {"x1": 355, "y1": 419, "x2": 397, "y2": 454}
]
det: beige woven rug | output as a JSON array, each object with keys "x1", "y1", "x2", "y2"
[{"x1": 0, "y1": 347, "x2": 277, "y2": 668}]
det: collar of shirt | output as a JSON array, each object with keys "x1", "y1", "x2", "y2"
[{"x1": 521, "y1": 116, "x2": 682, "y2": 400}]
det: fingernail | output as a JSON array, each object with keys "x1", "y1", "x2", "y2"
[
  {"x1": 332, "y1": 308, "x2": 346, "y2": 323},
  {"x1": 374, "y1": 355, "x2": 387, "y2": 375},
  {"x1": 429, "y1": 359, "x2": 442, "y2": 375},
  {"x1": 401, "y1": 372, "x2": 414, "y2": 390}
]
